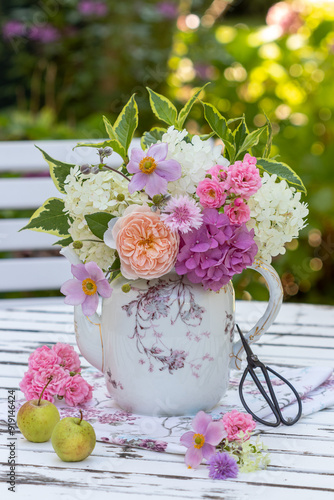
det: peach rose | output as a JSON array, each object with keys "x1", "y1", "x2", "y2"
[{"x1": 112, "y1": 205, "x2": 179, "y2": 280}]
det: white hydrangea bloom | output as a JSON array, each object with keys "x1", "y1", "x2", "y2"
[
  {"x1": 160, "y1": 126, "x2": 229, "y2": 196},
  {"x1": 246, "y1": 173, "x2": 309, "y2": 263},
  {"x1": 63, "y1": 166, "x2": 148, "y2": 270}
]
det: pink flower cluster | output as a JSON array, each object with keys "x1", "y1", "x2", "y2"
[
  {"x1": 196, "y1": 154, "x2": 261, "y2": 225},
  {"x1": 222, "y1": 409, "x2": 256, "y2": 441},
  {"x1": 19, "y1": 344, "x2": 93, "y2": 407}
]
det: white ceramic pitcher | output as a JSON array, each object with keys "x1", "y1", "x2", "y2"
[{"x1": 73, "y1": 258, "x2": 283, "y2": 416}]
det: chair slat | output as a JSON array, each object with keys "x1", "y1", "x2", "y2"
[
  {"x1": 0, "y1": 219, "x2": 58, "y2": 251},
  {"x1": 0, "y1": 257, "x2": 71, "y2": 292},
  {"x1": 0, "y1": 177, "x2": 60, "y2": 209}
]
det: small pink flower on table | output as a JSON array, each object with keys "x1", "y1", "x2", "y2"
[
  {"x1": 180, "y1": 411, "x2": 227, "y2": 468},
  {"x1": 127, "y1": 142, "x2": 181, "y2": 198},
  {"x1": 60, "y1": 261, "x2": 112, "y2": 316},
  {"x1": 222, "y1": 409, "x2": 256, "y2": 441},
  {"x1": 52, "y1": 343, "x2": 81, "y2": 373}
]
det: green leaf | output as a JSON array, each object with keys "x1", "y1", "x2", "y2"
[
  {"x1": 141, "y1": 127, "x2": 166, "y2": 149},
  {"x1": 262, "y1": 112, "x2": 273, "y2": 159},
  {"x1": 85, "y1": 212, "x2": 115, "y2": 240},
  {"x1": 233, "y1": 117, "x2": 248, "y2": 154},
  {"x1": 237, "y1": 127, "x2": 266, "y2": 158},
  {"x1": 20, "y1": 198, "x2": 70, "y2": 236},
  {"x1": 257, "y1": 158, "x2": 307, "y2": 194},
  {"x1": 177, "y1": 83, "x2": 210, "y2": 129},
  {"x1": 35, "y1": 146, "x2": 74, "y2": 194},
  {"x1": 102, "y1": 116, "x2": 126, "y2": 159},
  {"x1": 147, "y1": 87, "x2": 178, "y2": 127},
  {"x1": 201, "y1": 101, "x2": 235, "y2": 161},
  {"x1": 74, "y1": 139, "x2": 114, "y2": 150},
  {"x1": 199, "y1": 132, "x2": 215, "y2": 141},
  {"x1": 53, "y1": 236, "x2": 73, "y2": 247},
  {"x1": 113, "y1": 94, "x2": 138, "y2": 153}
]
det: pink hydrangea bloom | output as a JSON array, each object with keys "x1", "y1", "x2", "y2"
[
  {"x1": 62, "y1": 374, "x2": 93, "y2": 406},
  {"x1": 127, "y1": 143, "x2": 181, "y2": 198},
  {"x1": 175, "y1": 208, "x2": 258, "y2": 291},
  {"x1": 196, "y1": 178, "x2": 226, "y2": 209},
  {"x1": 225, "y1": 154, "x2": 261, "y2": 199},
  {"x1": 225, "y1": 198, "x2": 251, "y2": 225},
  {"x1": 28, "y1": 345, "x2": 60, "y2": 371},
  {"x1": 222, "y1": 410, "x2": 256, "y2": 442},
  {"x1": 161, "y1": 195, "x2": 203, "y2": 234},
  {"x1": 52, "y1": 343, "x2": 81, "y2": 373},
  {"x1": 180, "y1": 411, "x2": 226, "y2": 468},
  {"x1": 61, "y1": 261, "x2": 112, "y2": 316}
]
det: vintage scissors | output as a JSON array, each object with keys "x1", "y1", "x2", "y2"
[{"x1": 236, "y1": 324, "x2": 303, "y2": 427}]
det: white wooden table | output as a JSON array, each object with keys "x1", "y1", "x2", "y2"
[{"x1": 1, "y1": 300, "x2": 334, "y2": 500}]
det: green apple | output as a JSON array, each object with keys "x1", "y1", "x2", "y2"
[
  {"x1": 51, "y1": 410, "x2": 96, "y2": 462},
  {"x1": 17, "y1": 378, "x2": 60, "y2": 442}
]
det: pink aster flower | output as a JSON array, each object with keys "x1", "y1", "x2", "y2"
[
  {"x1": 61, "y1": 261, "x2": 112, "y2": 316},
  {"x1": 222, "y1": 410, "x2": 256, "y2": 442},
  {"x1": 127, "y1": 143, "x2": 181, "y2": 198},
  {"x1": 28, "y1": 345, "x2": 60, "y2": 371},
  {"x1": 207, "y1": 452, "x2": 239, "y2": 480},
  {"x1": 225, "y1": 154, "x2": 261, "y2": 200},
  {"x1": 180, "y1": 411, "x2": 226, "y2": 468},
  {"x1": 52, "y1": 343, "x2": 81, "y2": 373},
  {"x1": 161, "y1": 195, "x2": 203, "y2": 234},
  {"x1": 61, "y1": 374, "x2": 93, "y2": 406},
  {"x1": 225, "y1": 198, "x2": 250, "y2": 225},
  {"x1": 196, "y1": 178, "x2": 226, "y2": 209}
]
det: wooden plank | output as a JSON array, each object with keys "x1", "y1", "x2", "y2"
[
  {"x1": 0, "y1": 219, "x2": 59, "y2": 251},
  {"x1": 0, "y1": 177, "x2": 59, "y2": 210}
]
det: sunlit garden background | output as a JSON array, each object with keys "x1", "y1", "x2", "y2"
[{"x1": 1, "y1": 0, "x2": 333, "y2": 304}]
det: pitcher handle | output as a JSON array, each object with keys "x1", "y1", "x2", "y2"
[{"x1": 230, "y1": 258, "x2": 283, "y2": 370}]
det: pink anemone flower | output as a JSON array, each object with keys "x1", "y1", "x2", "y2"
[
  {"x1": 180, "y1": 411, "x2": 227, "y2": 468},
  {"x1": 60, "y1": 261, "x2": 112, "y2": 316},
  {"x1": 127, "y1": 142, "x2": 181, "y2": 198}
]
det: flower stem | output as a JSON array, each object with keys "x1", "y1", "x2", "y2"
[
  {"x1": 38, "y1": 376, "x2": 53, "y2": 406},
  {"x1": 102, "y1": 165, "x2": 130, "y2": 182}
]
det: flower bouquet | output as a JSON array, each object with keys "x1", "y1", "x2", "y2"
[{"x1": 23, "y1": 85, "x2": 308, "y2": 313}]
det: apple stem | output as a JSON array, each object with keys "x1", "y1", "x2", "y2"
[
  {"x1": 38, "y1": 376, "x2": 53, "y2": 406},
  {"x1": 78, "y1": 409, "x2": 83, "y2": 425}
]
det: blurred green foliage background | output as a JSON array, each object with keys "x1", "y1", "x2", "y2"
[{"x1": 1, "y1": 0, "x2": 333, "y2": 304}]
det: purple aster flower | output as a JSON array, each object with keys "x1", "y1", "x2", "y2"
[
  {"x1": 126, "y1": 142, "x2": 181, "y2": 198},
  {"x1": 180, "y1": 411, "x2": 227, "y2": 469},
  {"x1": 207, "y1": 452, "x2": 239, "y2": 480},
  {"x1": 175, "y1": 208, "x2": 257, "y2": 291},
  {"x1": 29, "y1": 25, "x2": 60, "y2": 43},
  {"x1": 161, "y1": 195, "x2": 203, "y2": 234},
  {"x1": 2, "y1": 20, "x2": 26, "y2": 40},
  {"x1": 127, "y1": 143, "x2": 181, "y2": 198},
  {"x1": 60, "y1": 261, "x2": 112, "y2": 316}
]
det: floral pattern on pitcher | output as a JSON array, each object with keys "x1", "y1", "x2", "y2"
[{"x1": 122, "y1": 276, "x2": 214, "y2": 377}]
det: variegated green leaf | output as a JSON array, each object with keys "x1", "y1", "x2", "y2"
[
  {"x1": 237, "y1": 127, "x2": 266, "y2": 158},
  {"x1": 85, "y1": 212, "x2": 115, "y2": 240},
  {"x1": 177, "y1": 83, "x2": 209, "y2": 129},
  {"x1": 201, "y1": 101, "x2": 235, "y2": 161},
  {"x1": 257, "y1": 158, "x2": 307, "y2": 194},
  {"x1": 102, "y1": 116, "x2": 126, "y2": 159},
  {"x1": 147, "y1": 88, "x2": 178, "y2": 127},
  {"x1": 20, "y1": 198, "x2": 70, "y2": 236},
  {"x1": 263, "y1": 112, "x2": 273, "y2": 159},
  {"x1": 35, "y1": 146, "x2": 74, "y2": 194},
  {"x1": 113, "y1": 94, "x2": 138, "y2": 153},
  {"x1": 233, "y1": 117, "x2": 248, "y2": 155},
  {"x1": 141, "y1": 127, "x2": 166, "y2": 149},
  {"x1": 53, "y1": 236, "x2": 73, "y2": 247}
]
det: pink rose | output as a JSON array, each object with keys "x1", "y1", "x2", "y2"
[
  {"x1": 225, "y1": 154, "x2": 261, "y2": 199},
  {"x1": 225, "y1": 198, "x2": 250, "y2": 225},
  {"x1": 28, "y1": 345, "x2": 60, "y2": 371},
  {"x1": 111, "y1": 204, "x2": 179, "y2": 280},
  {"x1": 196, "y1": 178, "x2": 226, "y2": 208},
  {"x1": 62, "y1": 374, "x2": 94, "y2": 406},
  {"x1": 208, "y1": 164, "x2": 229, "y2": 186},
  {"x1": 35, "y1": 366, "x2": 69, "y2": 396},
  {"x1": 222, "y1": 410, "x2": 256, "y2": 441},
  {"x1": 52, "y1": 343, "x2": 81, "y2": 373}
]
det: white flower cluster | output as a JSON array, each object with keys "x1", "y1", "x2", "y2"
[
  {"x1": 63, "y1": 165, "x2": 147, "y2": 270},
  {"x1": 246, "y1": 173, "x2": 309, "y2": 263},
  {"x1": 161, "y1": 126, "x2": 229, "y2": 196}
]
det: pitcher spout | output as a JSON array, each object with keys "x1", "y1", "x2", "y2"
[{"x1": 74, "y1": 306, "x2": 104, "y2": 372}]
